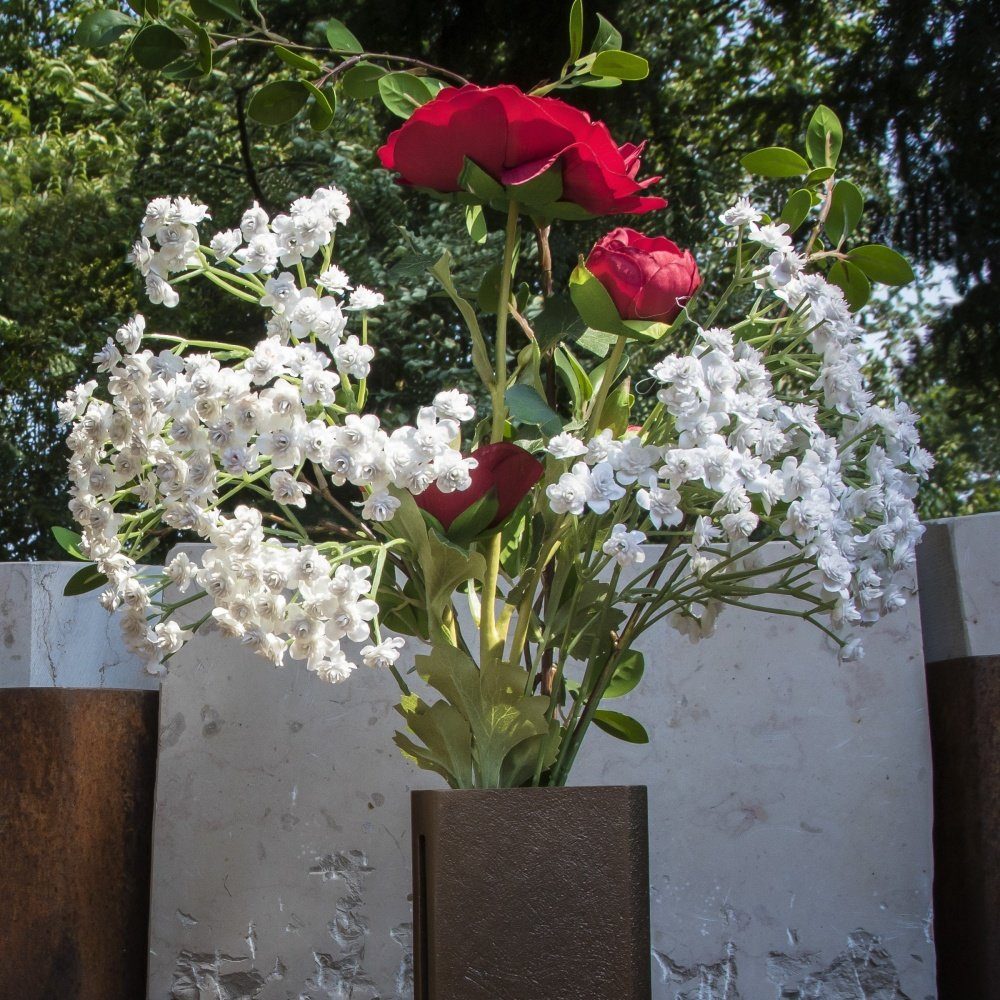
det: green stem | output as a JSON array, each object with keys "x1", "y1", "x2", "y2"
[{"x1": 586, "y1": 334, "x2": 627, "y2": 437}]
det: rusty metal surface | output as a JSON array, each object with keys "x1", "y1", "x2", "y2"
[
  {"x1": 411, "y1": 785, "x2": 651, "y2": 1000},
  {"x1": 926, "y1": 654, "x2": 1000, "y2": 999},
  {"x1": 0, "y1": 688, "x2": 159, "y2": 1000}
]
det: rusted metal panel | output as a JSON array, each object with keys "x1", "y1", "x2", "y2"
[
  {"x1": 0, "y1": 688, "x2": 159, "y2": 999},
  {"x1": 411, "y1": 785, "x2": 651, "y2": 1000},
  {"x1": 926, "y1": 654, "x2": 1000, "y2": 999}
]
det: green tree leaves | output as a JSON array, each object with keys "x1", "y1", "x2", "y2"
[
  {"x1": 741, "y1": 146, "x2": 810, "y2": 178},
  {"x1": 75, "y1": 10, "x2": 134, "y2": 49}
]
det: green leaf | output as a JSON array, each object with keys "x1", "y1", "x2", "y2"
[
  {"x1": 575, "y1": 327, "x2": 617, "y2": 357},
  {"x1": 75, "y1": 10, "x2": 134, "y2": 49},
  {"x1": 825, "y1": 179, "x2": 864, "y2": 247},
  {"x1": 806, "y1": 105, "x2": 844, "y2": 168},
  {"x1": 476, "y1": 263, "x2": 503, "y2": 313},
  {"x1": 593, "y1": 709, "x2": 649, "y2": 744},
  {"x1": 63, "y1": 564, "x2": 109, "y2": 597},
  {"x1": 377, "y1": 71, "x2": 436, "y2": 119},
  {"x1": 274, "y1": 45, "x2": 323, "y2": 74},
  {"x1": 828, "y1": 260, "x2": 871, "y2": 310},
  {"x1": 740, "y1": 146, "x2": 810, "y2": 178},
  {"x1": 190, "y1": 0, "x2": 242, "y2": 18},
  {"x1": 190, "y1": 23, "x2": 212, "y2": 74},
  {"x1": 130, "y1": 24, "x2": 187, "y2": 69},
  {"x1": 779, "y1": 188, "x2": 812, "y2": 231},
  {"x1": 247, "y1": 80, "x2": 309, "y2": 125},
  {"x1": 507, "y1": 164, "x2": 563, "y2": 207},
  {"x1": 554, "y1": 345, "x2": 593, "y2": 414},
  {"x1": 51, "y1": 526, "x2": 87, "y2": 561},
  {"x1": 805, "y1": 166, "x2": 836, "y2": 184},
  {"x1": 340, "y1": 62, "x2": 385, "y2": 99},
  {"x1": 505, "y1": 384, "x2": 563, "y2": 437},
  {"x1": 126, "y1": 0, "x2": 159, "y2": 16},
  {"x1": 395, "y1": 695, "x2": 474, "y2": 788},
  {"x1": 465, "y1": 204, "x2": 488, "y2": 245},
  {"x1": 592, "y1": 13, "x2": 623, "y2": 52},
  {"x1": 602, "y1": 650, "x2": 644, "y2": 699},
  {"x1": 846, "y1": 244, "x2": 915, "y2": 286},
  {"x1": 530, "y1": 294, "x2": 584, "y2": 351},
  {"x1": 415, "y1": 646, "x2": 553, "y2": 788},
  {"x1": 569, "y1": 263, "x2": 630, "y2": 337},
  {"x1": 325, "y1": 17, "x2": 363, "y2": 54},
  {"x1": 303, "y1": 82, "x2": 335, "y2": 131},
  {"x1": 430, "y1": 250, "x2": 494, "y2": 389},
  {"x1": 591, "y1": 49, "x2": 649, "y2": 81},
  {"x1": 458, "y1": 157, "x2": 505, "y2": 201},
  {"x1": 600, "y1": 377, "x2": 633, "y2": 435},
  {"x1": 568, "y1": 0, "x2": 584, "y2": 63},
  {"x1": 578, "y1": 75, "x2": 623, "y2": 89},
  {"x1": 446, "y1": 489, "x2": 501, "y2": 546}
]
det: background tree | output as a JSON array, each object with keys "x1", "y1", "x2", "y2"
[{"x1": 1, "y1": 0, "x2": 995, "y2": 559}]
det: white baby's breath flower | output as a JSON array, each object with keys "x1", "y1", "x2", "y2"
[{"x1": 346, "y1": 285, "x2": 384, "y2": 311}]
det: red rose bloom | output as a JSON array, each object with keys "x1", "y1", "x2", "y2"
[
  {"x1": 377, "y1": 84, "x2": 666, "y2": 217},
  {"x1": 415, "y1": 442, "x2": 543, "y2": 533},
  {"x1": 586, "y1": 227, "x2": 701, "y2": 322}
]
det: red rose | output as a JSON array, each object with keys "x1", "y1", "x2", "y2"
[
  {"x1": 377, "y1": 84, "x2": 666, "y2": 217},
  {"x1": 415, "y1": 443, "x2": 543, "y2": 535},
  {"x1": 586, "y1": 227, "x2": 701, "y2": 322}
]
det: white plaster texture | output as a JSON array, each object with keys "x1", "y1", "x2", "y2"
[
  {"x1": 147, "y1": 542, "x2": 937, "y2": 999},
  {"x1": 0, "y1": 561, "x2": 156, "y2": 689},
  {"x1": 918, "y1": 510, "x2": 1000, "y2": 662}
]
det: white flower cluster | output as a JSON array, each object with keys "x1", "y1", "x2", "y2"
[{"x1": 65, "y1": 188, "x2": 477, "y2": 679}]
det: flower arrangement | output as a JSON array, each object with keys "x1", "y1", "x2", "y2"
[{"x1": 60, "y1": 12, "x2": 929, "y2": 790}]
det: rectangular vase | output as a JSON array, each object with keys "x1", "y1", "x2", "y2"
[{"x1": 411, "y1": 785, "x2": 651, "y2": 1000}]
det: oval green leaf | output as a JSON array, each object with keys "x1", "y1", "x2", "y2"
[
  {"x1": 51, "y1": 525, "x2": 87, "y2": 560},
  {"x1": 248, "y1": 80, "x2": 309, "y2": 125},
  {"x1": 568, "y1": 263, "x2": 631, "y2": 337},
  {"x1": 130, "y1": 24, "x2": 187, "y2": 70},
  {"x1": 275, "y1": 44, "x2": 323, "y2": 74},
  {"x1": 591, "y1": 49, "x2": 649, "y2": 81},
  {"x1": 341, "y1": 62, "x2": 385, "y2": 99},
  {"x1": 806, "y1": 105, "x2": 844, "y2": 168},
  {"x1": 846, "y1": 244, "x2": 915, "y2": 286},
  {"x1": 303, "y1": 82, "x2": 335, "y2": 131},
  {"x1": 377, "y1": 71, "x2": 437, "y2": 119},
  {"x1": 741, "y1": 146, "x2": 810, "y2": 178},
  {"x1": 75, "y1": 10, "x2": 134, "y2": 49},
  {"x1": 504, "y1": 384, "x2": 563, "y2": 437},
  {"x1": 592, "y1": 13, "x2": 623, "y2": 52},
  {"x1": 825, "y1": 179, "x2": 864, "y2": 248},
  {"x1": 568, "y1": 0, "x2": 584, "y2": 63},
  {"x1": 325, "y1": 17, "x2": 363, "y2": 54},
  {"x1": 828, "y1": 259, "x2": 871, "y2": 310},
  {"x1": 465, "y1": 204, "x2": 488, "y2": 245},
  {"x1": 779, "y1": 188, "x2": 812, "y2": 231},
  {"x1": 593, "y1": 709, "x2": 649, "y2": 744},
  {"x1": 190, "y1": 0, "x2": 242, "y2": 18},
  {"x1": 603, "y1": 650, "x2": 645, "y2": 699}
]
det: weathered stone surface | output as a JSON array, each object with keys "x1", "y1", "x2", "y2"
[
  {"x1": 0, "y1": 562, "x2": 156, "y2": 689},
  {"x1": 146, "y1": 543, "x2": 937, "y2": 998}
]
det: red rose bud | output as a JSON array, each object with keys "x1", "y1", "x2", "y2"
[
  {"x1": 377, "y1": 85, "x2": 667, "y2": 217},
  {"x1": 586, "y1": 227, "x2": 701, "y2": 323},
  {"x1": 415, "y1": 443, "x2": 543, "y2": 539}
]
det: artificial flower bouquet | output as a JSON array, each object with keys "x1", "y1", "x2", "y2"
[{"x1": 61, "y1": 3, "x2": 929, "y2": 790}]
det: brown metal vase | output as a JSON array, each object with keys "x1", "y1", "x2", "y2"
[
  {"x1": 411, "y1": 785, "x2": 651, "y2": 1000},
  {"x1": 0, "y1": 688, "x2": 160, "y2": 1000}
]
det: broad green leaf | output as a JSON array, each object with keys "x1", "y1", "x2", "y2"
[
  {"x1": 530, "y1": 294, "x2": 584, "y2": 351},
  {"x1": 274, "y1": 45, "x2": 323, "y2": 74},
  {"x1": 505, "y1": 384, "x2": 563, "y2": 437},
  {"x1": 806, "y1": 105, "x2": 844, "y2": 168},
  {"x1": 395, "y1": 695, "x2": 474, "y2": 788},
  {"x1": 161, "y1": 58, "x2": 202, "y2": 81},
  {"x1": 341, "y1": 62, "x2": 385, "y2": 99},
  {"x1": 591, "y1": 49, "x2": 649, "y2": 81},
  {"x1": 458, "y1": 157, "x2": 505, "y2": 201},
  {"x1": 507, "y1": 164, "x2": 563, "y2": 207},
  {"x1": 430, "y1": 250, "x2": 494, "y2": 388},
  {"x1": 446, "y1": 488, "x2": 500, "y2": 546},
  {"x1": 805, "y1": 165, "x2": 836, "y2": 184},
  {"x1": 377, "y1": 71, "x2": 436, "y2": 119},
  {"x1": 578, "y1": 76, "x2": 624, "y2": 88},
  {"x1": 828, "y1": 259, "x2": 871, "y2": 310},
  {"x1": 126, "y1": 0, "x2": 159, "y2": 16},
  {"x1": 477, "y1": 263, "x2": 503, "y2": 314},
  {"x1": 568, "y1": 0, "x2": 584, "y2": 63},
  {"x1": 593, "y1": 709, "x2": 649, "y2": 743},
  {"x1": 465, "y1": 204, "x2": 488, "y2": 245},
  {"x1": 303, "y1": 82, "x2": 335, "y2": 131},
  {"x1": 247, "y1": 80, "x2": 309, "y2": 125},
  {"x1": 847, "y1": 244, "x2": 915, "y2": 286},
  {"x1": 190, "y1": 0, "x2": 242, "y2": 18},
  {"x1": 592, "y1": 13, "x2": 623, "y2": 52},
  {"x1": 602, "y1": 650, "x2": 644, "y2": 698},
  {"x1": 553, "y1": 345, "x2": 593, "y2": 414},
  {"x1": 600, "y1": 377, "x2": 633, "y2": 435},
  {"x1": 76, "y1": 10, "x2": 134, "y2": 49},
  {"x1": 568, "y1": 263, "x2": 630, "y2": 337},
  {"x1": 51, "y1": 526, "x2": 87, "y2": 561},
  {"x1": 129, "y1": 24, "x2": 187, "y2": 69},
  {"x1": 63, "y1": 564, "x2": 109, "y2": 597},
  {"x1": 825, "y1": 179, "x2": 864, "y2": 247},
  {"x1": 741, "y1": 146, "x2": 810, "y2": 178},
  {"x1": 325, "y1": 17, "x2": 363, "y2": 54},
  {"x1": 499, "y1": 723, "x2": 560, "y2": 787},
  {"x1": 575, "y1": 327, "x2": 616, "y2": 357},
  {"x1": 779, "y1": 188, "x2": 812, "y2": 231}
]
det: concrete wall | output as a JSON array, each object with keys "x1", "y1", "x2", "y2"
[{"x1": 3, "y1": 515, "x2": 974, "y2": 998}]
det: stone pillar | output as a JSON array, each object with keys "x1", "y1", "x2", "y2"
[{"x1": 917, "y1": 511, "x2": 1000, "y2": 999}]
